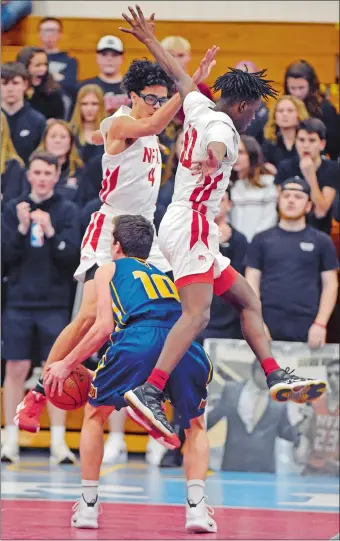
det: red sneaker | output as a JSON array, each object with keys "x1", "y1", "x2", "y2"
[
  {"x1": 126, "y1": 406, "x2": 181, "y2": 450},
  {"x1": 14, "y1": 389, "x2": 46, "y2": 433}
]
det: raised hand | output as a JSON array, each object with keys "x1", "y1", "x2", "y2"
[
  {"x1": 193, "y1": 46, "x2": 219, "y2": 85},
  {"x1": 119, "y1": 5, "x2": 155, "y2": 43}
]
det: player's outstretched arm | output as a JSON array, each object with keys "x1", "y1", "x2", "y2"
[{"x1": 120, "y1": 5, "x2": 216, "y2": 100}]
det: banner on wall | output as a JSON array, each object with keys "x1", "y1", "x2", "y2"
[{"x1": 203, "y1": 339, "x2": 339, "y2": 477}]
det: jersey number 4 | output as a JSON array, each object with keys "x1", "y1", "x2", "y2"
[
  {"x1": 133, "y1": 271, "x2": 179, "y2": 301},
  {"x1": 148, "y1": 167, "x2": 155, "y2": 186},
  {"x1": 180, "y1": 125, "x2": 198, "y2": 169}
]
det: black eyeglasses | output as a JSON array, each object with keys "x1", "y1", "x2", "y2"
[{"x1": 138, "y1": 93, "x2": 168, "y2": 106}]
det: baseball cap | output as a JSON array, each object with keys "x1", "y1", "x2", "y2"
[
  {"x1": 281, "y1": 176, "x2": 311, "y2": 196},
  {"x1": 97, "y1": 35, "x2": 124, "y2": 54}
]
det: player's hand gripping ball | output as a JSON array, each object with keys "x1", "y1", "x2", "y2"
[{"x1": 45, "y1": 365, "x2": 92, "y2": 410}]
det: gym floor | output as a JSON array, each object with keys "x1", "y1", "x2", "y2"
[{"x1": 2, "y1": 452, "x2": 339, "y2": 540}]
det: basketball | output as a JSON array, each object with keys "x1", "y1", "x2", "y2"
[{"x1": 45, "y1": 365, "x2": 92, "y2": 411}]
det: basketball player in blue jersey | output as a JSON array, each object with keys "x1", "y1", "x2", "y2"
[{"x1": 44, "y1": 214, "x2": 217, "y2": 534}]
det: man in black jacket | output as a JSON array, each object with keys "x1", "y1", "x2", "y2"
[
  {"x1": 1, "y1": 151, "x2": 80, "y2": 465},
  {"x1": 1, "y1": 62, "x2": 46, "y2": 165}
]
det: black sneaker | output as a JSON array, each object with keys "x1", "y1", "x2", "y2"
[
  {"x1": 124, "y1": 383, "x2": 174, "y2": 437},
  {"x1": 267, "y1": 367, "x2": 327, "y2": 404}
]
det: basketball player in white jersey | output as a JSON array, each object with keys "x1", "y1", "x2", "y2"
[
  {"x1": 15, "y1": 49, "x2": 218, "y2": 433},
  {"x1": 120, "y1": 6, "x2": 327, "y2": 438}
]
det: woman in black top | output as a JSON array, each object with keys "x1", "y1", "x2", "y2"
[
  {"x1": 284, "y1": 60, "x2": 340, "y2": 160},
  {"x1": 16, "y1": 46, "x2": 65, "y2": 120}
]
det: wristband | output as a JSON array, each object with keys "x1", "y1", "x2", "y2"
[{"x1": 313, "y1": 321, "x2": 326, "y2": 329}]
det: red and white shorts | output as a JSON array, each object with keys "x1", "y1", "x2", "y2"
[
  {"x1": 158, "y1": 204, "x2": 238, "y2": 294},
  {"x1": 74, "y1": 210, "x2": 171, "y2": 283}
]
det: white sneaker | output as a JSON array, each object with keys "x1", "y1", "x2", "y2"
[
  {"x1": 102, "y1": 434, "x2": 127, "y2": 464},
  {"x1": 1, "y1": 442, "x2": 20, "y2": 464},
  {"x1": 71, "y1": 497, "x2": 100, "y2": 529},
  {"x1": 145, "y1": 437, "x2": 167, "y2": 466},
  {"x1": 49, "y1": 441, "x2": 77, "y2": 465},
  {"x1": 185, "y1": 499, "x2": 217, "y2": 533}
]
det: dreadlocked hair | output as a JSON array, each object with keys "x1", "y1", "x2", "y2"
[
  {"x1": 213, "y1": 67, "x2": 279, "y2": 103},
  {"x1": 121, "y1": 59, "x2": 174, "y2": 97}
]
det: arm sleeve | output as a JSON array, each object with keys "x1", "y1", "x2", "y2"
[
  {"x1": 319, "y1": 233, "x2": 339, "y2": 271},
  {"x1": 247, "y1": 233, "x2": 264, "y2": 270},
  {"x1": 183, "y1": 91, "x2": 214, "y2": 119}
]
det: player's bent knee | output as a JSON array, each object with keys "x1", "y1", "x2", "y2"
[
  {"x1": 84, "y1": 403, "x2": 113, "y2": 424},
  {"x1": 186, "y1": 415, "x2": 206, "y2": 434}
]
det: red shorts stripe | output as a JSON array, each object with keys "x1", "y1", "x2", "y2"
[
  {"x1": 175, "y1": 265, "x2": 214, "y2": 291},
  {"x1": 81, "y1": 213, "x2": 97, "y2": 250},
  {"x1": 90, "y1": 213, "x2": 105, "y2": 251},
  {"x1": 213, "y1": 265, "x2": 239, "y2": 296},
  {"x1": 200, "y1": 214, "x2": 209, "y2": 248},
  {"x1": 189, "y1": 210, "x2": 200, "y2": 250}
]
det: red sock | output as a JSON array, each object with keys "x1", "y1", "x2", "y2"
[
  {"x1": 260, "y1": 357, "x2": 280, "y2": 376},
  {"x1": 147, "y1": 368, "x2": 169, "y2": 391}
]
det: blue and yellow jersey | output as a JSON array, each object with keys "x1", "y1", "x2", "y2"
[{"x1": 109, "y1": 258, "x2": 181, "y2": 333}]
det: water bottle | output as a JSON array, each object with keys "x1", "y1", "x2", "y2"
[{"x1": 30, "y1": 221, "x2": 44, "y2": 247}]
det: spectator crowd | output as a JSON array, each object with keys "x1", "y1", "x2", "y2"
[{"x1": 1, "y1": 17, "x2": 339, "y2": 468}]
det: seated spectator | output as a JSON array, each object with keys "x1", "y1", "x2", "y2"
[
  {"x1": 1, "y1": 151, "x2": 80, "y2": 465},
  {"x1": 262, "y1": 95, "x2": 309, "y2": 172},
  {"x1": 1, "y1": 112, "x2": 26, "y2": 205},
  {"x1": 154, "y1": 130, "x2": 184, "y2": 231},
  {"x1": 230, "y1": 135, "x2": 278, "y2": 241},
  {"x1": 1, "y1": 62, "x2": 46, "y2": 165},
  {"x1": 79, "y1": 36, "x2": 129, "y2": 115},
  {"x1": 234, "y1": 60, "x2": 269, "y2": 145},
  {"x1": 275, "y1": 118, "x2": 339, "y2": 235},
  {"x1": 38, "y1": 17, "x2": 78, "y2": 117},
  {"x1": 284, "y1": 60, "x2": 340, "y2": 160},
  {"x1": 246, "y1": 177, "x2": 338, "y2": 345},
  {"x1": 69, "y1": 84, "x2": 106, "y2": 163},
  {"x1": 37, "y1": 119, "x2": 85, "y2": 203},
  {"x1": 16, "y1": 46, "x2": 65, "y2": 120},
  {"x1": 1, "y1": 0, "x2": 32, "y2": 32},
  {"x1": 160, "y1": 35, "x2": 214, "y2": 126},
  {"x1": 207, "y1": 359, "x2": 299, "y2": 473}
]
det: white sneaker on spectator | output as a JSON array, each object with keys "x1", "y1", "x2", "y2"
[
  {"x1": 102, "y1": 433, "x2": 127, "y2": 464},
  {"x1": 71, "y1": 496, "x2": 100, "y2": 529},
  {"x1": 1, "y1": 442, "x2": 20, "y2": 464},
  {"x1": 185, "y1": 498, "x2": 217, "y2": 533},
  {"x1": 49, "y1": 441, "x2": 77, "y2": 465},
  {"x1": 145, "y1": 437, "x2": 167, "y2": 466},
  {"x1": 24, "y1": 367, "x2": 42, "y2": 390}
]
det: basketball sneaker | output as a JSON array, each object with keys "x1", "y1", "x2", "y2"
[
  {"x1": 102, "y1": 434, "x2": 128, "y2": 464},
  {"x1": 50, "y1": 441, "x2": 77, "y2": 465},
  {"x1": 185, "y1": 497, "x2": 217, "y2": 533},
  {"x1": 124, "y1": 384, "x2": 175, "y2": 438},
  {"x1": 267, "y1": 368, "x2": 327, "y2": 404},
  {"x1": 126, "y1": 405, "x2": 180, "y2": 450},
  {"x1": 71, "y1": 496, "x2": 100, "y2": 529},
  {"x1": 1, "y1": 442, "x2": 20, "y2": 464},
  {"x1": 14, "y1": 389, "x2": 46, "y2": 433}
]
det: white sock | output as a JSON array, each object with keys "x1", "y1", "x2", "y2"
[
  {"x1": 50, "y1": 425, "x2": 66, "y2": 447},
  {"x1": 5, "y1": 425, "x2": 19, "y2": 446},
  {"x1": 187, "y1": 479, "x2": 205, "y2": 506},
  {"x1": 105, "y1": 432, "x2": 125, "y2": 446},
  {"x1": 82, "y1": 479, "x2": 99, "y2": 505}
]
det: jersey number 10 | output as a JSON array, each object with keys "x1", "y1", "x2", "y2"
[{"x1": 133, "y1": 271, "x2": 180, "y2": 301}]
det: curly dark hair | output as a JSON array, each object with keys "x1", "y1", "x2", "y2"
[
  {"x1": 213, "y1": 67, "x2": 278, "y2": 103},
  {"x1": 121, "y1": 59, "x2": 174, "y2": 97}
]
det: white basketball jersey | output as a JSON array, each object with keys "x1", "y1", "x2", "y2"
[
  {"x1": 98, "y1": 106, "x2": 162, "y2": 221},
  {"x1": 171, "y1": 91, "x2": 240, "y2": 217}
]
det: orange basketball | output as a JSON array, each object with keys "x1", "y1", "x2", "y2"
[{"x1": 46, "y1": 365, "x2": 92, "y2": 410}]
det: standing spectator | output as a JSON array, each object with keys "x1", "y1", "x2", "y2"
[
  {"x1": 207, "y1": 359, "x2": 299, "y2": 473},
  {"x1": 246, "y1": 177, "x2": 338, "y2": 345},
  {"x1": 1, "y1": 0, "x2": 32, "y2": 32},
  {"x1": 230, "y1": 135, "x2": 278, "y2": 241},
  {"x1": 79, "y1": 36, "x2": 129, "y2": 115},
  {"x1": 234, "y1": 60, "x2": 269, "y2": 145},
  {"x1": 160, "y1": 35, "x2": 214, "y2": 126},
  {"x1": 275, "y1": 119, "x2": 339, "y2": 235},
  {"x1": 1, "y1": 151, "x2": 80, "y2": 464},
  {"x1": 1, "y1": 112, "x2": 26, "y2": 205},
  {"x1": 284, "y1": 60, "x2": 340, "y2": 160},
  {"x1": 69, "y1": 84, "x2": 106, "y2": 163},
  {"x1": 262, "y1": 95, "x2": 309, "y2": 172},
  {"x1": 16, "y1": 46, "x2": 65, "y2": 120},
  {"x1": 38, "y1": 16, "x2": 78, "y2": 115},
  {"x1": 1, "y1": 62, "x2": 46, "y2": 165},
  {"x1": 37, "y1": 120, "x2": 85, "y2": 203}
]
